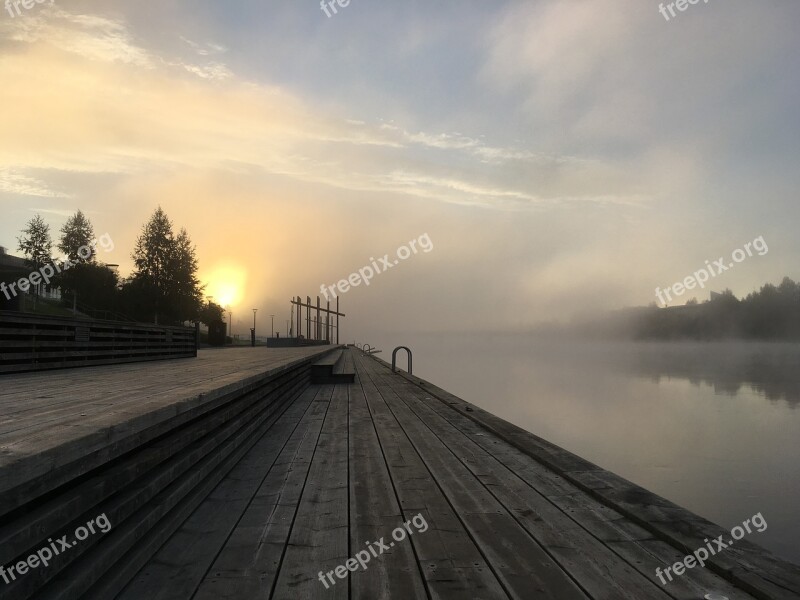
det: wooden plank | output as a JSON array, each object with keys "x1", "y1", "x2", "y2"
[
  {"x1": 363, "y1": 352, "x2": 799, "y2": 600},
  {"x1": 0, "y1": 311, "x2": 197, "y2": 374},
  {"x1": 356, "y1": 354, "x2": 588, "y2": 600},
  {"x1": 47, "y1": 380, "x2": 310, "y2": 600},
  {"x1": 407, "y1": 387, "x2": 758, "y2": 600},
  {"x1": 348, "y1": 371, "x2": 428, "y2": 600},
  {"x1": 397, "y1": 377, "x2": 759, "y2": 600},
  {"x1": 270, "y1": 383, "x2": 350, "y2": 600},
  {"x1": 0, "y1": 348, "x2": 331, "y2": 509},
  {"x1": 363, "y1": 361, "x2": 701, "y2": 600},
  {"x1": 10, "y1": 375, "x2": 308, "y2": 599},
  {"x1": 191, "y1": 387, "x2": 333, "y2": 600},
  {"x1": 356, "y1": 355, "x2": 510, "y2": 600},
  {"x1": 116, "y1": 385, "x2": 322, "y2": 600},
  {"x1": 313, "y1": 349, "x2": 342, "y2": 367},
  {"x1": 569, "y1": 469, "x2": 800, "y2": 600},
  {"x1": 0, "y1": 367, "x2": 310, "y2": 567},
  {"x1": 333, "y1": 348, "x2": 354, "y2": 376}
]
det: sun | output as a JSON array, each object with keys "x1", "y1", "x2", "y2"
[
  {"x1": 203, "y1": 263, "x2": 248, "y2": 308},
  {"x1": 212, "y1": 284, "x2": 239, "y2": 307}
]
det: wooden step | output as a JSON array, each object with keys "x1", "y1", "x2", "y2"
[
  {"x1": 0, "y1": 354, "x2": 320, "y2": 600},
  {"x1": 311, "y1": 347, "x2": 354, "y2": 384},
  {"x1": 52, "y1": 378, "x2": 309, "y2": 600},
  {"x1": 332, "y1": 348, "x2": 355, "y2": 383},
  {"x1": 0, "y1": 366, "x2": 308, "y2": 568}
]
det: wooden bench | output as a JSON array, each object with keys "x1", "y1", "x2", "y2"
[{"x1": 310, "y1": 347, "x2": 355, "y2": 384}]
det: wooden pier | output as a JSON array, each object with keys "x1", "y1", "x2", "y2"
[{"x1": 0, "y1": 346, "x2": 798, "y2": 599}]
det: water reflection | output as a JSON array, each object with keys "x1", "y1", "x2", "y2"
[{"x1": 607, "y1": 342, "x2": 800, "y2": 407}]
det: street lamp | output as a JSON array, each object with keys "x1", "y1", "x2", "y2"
[
  {"x1": 269, "y1": 314, "x2": 275, "y2": 337},
  {"x1": 252, "y1": 308, "x2": 258, "y2": 347}
]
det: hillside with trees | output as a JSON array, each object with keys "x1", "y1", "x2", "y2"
[{"x1": 632, "y1": 278, "x2": 800, "y2": 340}]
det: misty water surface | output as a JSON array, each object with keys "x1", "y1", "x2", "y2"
[{"x1": 372, "y1": 334, "x2": 800, "y2": 563}]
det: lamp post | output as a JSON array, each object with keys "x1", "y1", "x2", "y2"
[
  {"x1": 269, "y1": 314, "x2": 275, "y2": 337},
  {"x1": 252, "y1": 308, "x2": 258, "y2": 347}
]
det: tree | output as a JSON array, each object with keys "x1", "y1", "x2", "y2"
[
  {"x1": 57, "y1": 210, "x2": 97, "y2": 309},
  {"x1": 58, "y1": 210, "x2": 96, "y2": 264},
  {"x1": 632, "y1": 279, "x2": 800, "y2": 340},
  {"x1": 67, "y1": 263, "x2": 120, "y2": 316},
  {"x1": 130, "y1": 207, "x2": 176, "y2": 323},
  {"x1": 199, "y1": 300, "x2": 225, "y2": 326},
  {"x1": 128, "y1": 207, "x2": 204, "y2": 324},
  {"x1": 17, "y1": 214, "x2": 52, "y2": 299},
  {"x1": 170, "y1": 228, "x2": 204, "y2": 322}
]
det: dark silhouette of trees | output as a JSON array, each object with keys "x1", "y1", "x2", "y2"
[
  {"x1": 58, "y1": 210, "x2": 95, "y2": 263},
  {"x1": 9, "y1": 209, "x2": 221, "y2": 327},
  {"x1": 67, "y1": 263, "x2": 120, "y2": 315},
  {"x1": 170, "y1": 228, "x2": 204, "y2": 323},
  {"x1": 126, "y1": 207, "x2": 204, "y2": 324},
  {"x1": 199, "y1": 300, "x2": 225, "y2": 326},
  {"x1": 17, "y1": 214, "x2": 52, "y2": 300},
  {"x1": 634, "y1": 278, "x2": 800, "y2": 340},
  {"x1": 56, "y1": 210, "x2": 114, "y2": 312}
]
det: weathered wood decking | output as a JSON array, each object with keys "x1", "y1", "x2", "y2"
[
  {"x1": 1, "y1": 346, "x2": 799, "y2": 599},
  {"x1": 0, "y1": 346, "x2": 331, "y2": 502},
  {"x1": 119, "y1": 350, "x2": 797, "y2": 599}
]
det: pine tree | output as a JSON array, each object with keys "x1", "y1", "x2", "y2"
[
  {"x1": 171, "y1": 228, "x2": 204, "y2": 322},
  {"x1": 129, "y1": 208, "x2": 204, "y2": 324},
  {"x1": 58, "y1": 210, "x2": 96, "y2": 264},
  {"x1": 17, "y1": 214, "x2": 52, "y2": 299},
  {"x1": 131, "y1": 207, "x2": 175, "y2": 323}
]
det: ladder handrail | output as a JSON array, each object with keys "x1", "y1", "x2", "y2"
[{"x1": 391, "y1": 346, "x2": 412, "y2": 375}]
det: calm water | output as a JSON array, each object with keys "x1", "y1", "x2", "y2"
[{"x1": 370, "y1": 333, "x2": 800, "y2": 564}]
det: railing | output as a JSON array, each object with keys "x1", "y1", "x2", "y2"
[
  {"x1": 355, "y1": 343, "x2": 382, "y2": 355},
  {"x1": 73, "y1": 299, "x2": 137, "y2": 323},
  {"x1": 0, "y1": 311, "x2": 197, "y2": 374},
  {"x1": 391, "y1": 346, "x2": 412, "y2": 375}
]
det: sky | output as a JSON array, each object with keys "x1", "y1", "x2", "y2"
[{"x1": 1, "y1": 0, "x2": 799, "y2": 338}]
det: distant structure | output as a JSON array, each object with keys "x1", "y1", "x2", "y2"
[
  {"x1": 266, "y1": 295, "x2": 344, "y2": 348},
  {"x1": 0, "y1": 246, "x2": 62, "y2": 305},
  {"x1": 290, "y1": 295, "x2": 344, "y2": 344}
]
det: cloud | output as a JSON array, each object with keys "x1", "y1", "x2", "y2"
[
  {"x1": 0, "y1": 169, "x2": 72, "y2": 198},
  {"x1": 3, "y1": 9, "x2": 154, "y2": 67},
  {"x1": 4, "y1": 1, "x2": 794, "y2": 330},
  {"x1": 179, "y1": 36, "x2": 228, "y2": 57},
  {"x1": 0, "y1": 5, "x2": 639, "y2": 215},
  {"x1": 481, "y1": 0, "x2": 800, "y2": 151},
  {"x1": 28, "y1": 207, "x2": 78, "y2": 217}
]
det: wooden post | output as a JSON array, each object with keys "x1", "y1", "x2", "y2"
[
  {"x1": 316, "y1": 296, "x2": 321, "y2": 341},
  {"x1": 306, "y1": 296, "x2": 311, "y2": 339},
  {"x1": 336, "y1": 297, "x2": 340, "y2": 344}
]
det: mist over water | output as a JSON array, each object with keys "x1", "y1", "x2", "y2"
[{"x1": 370, "y1": 333, "x2": 800, "y2": 563}]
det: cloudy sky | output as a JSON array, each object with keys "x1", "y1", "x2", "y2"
[{"x1": 1, "y1": 0, "x2": 798, "y2": 337}]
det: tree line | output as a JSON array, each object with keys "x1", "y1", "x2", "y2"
[
  {"x1": 13, "y1": 208, "x2": 224, "y2": 326},
  {"x1": 634, "y1": 278, "x2": 800, "y2": 340}
]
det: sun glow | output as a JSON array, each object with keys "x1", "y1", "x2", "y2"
[{"x1": 203, "y1": 263, "x2": 248, "y2": 308}]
